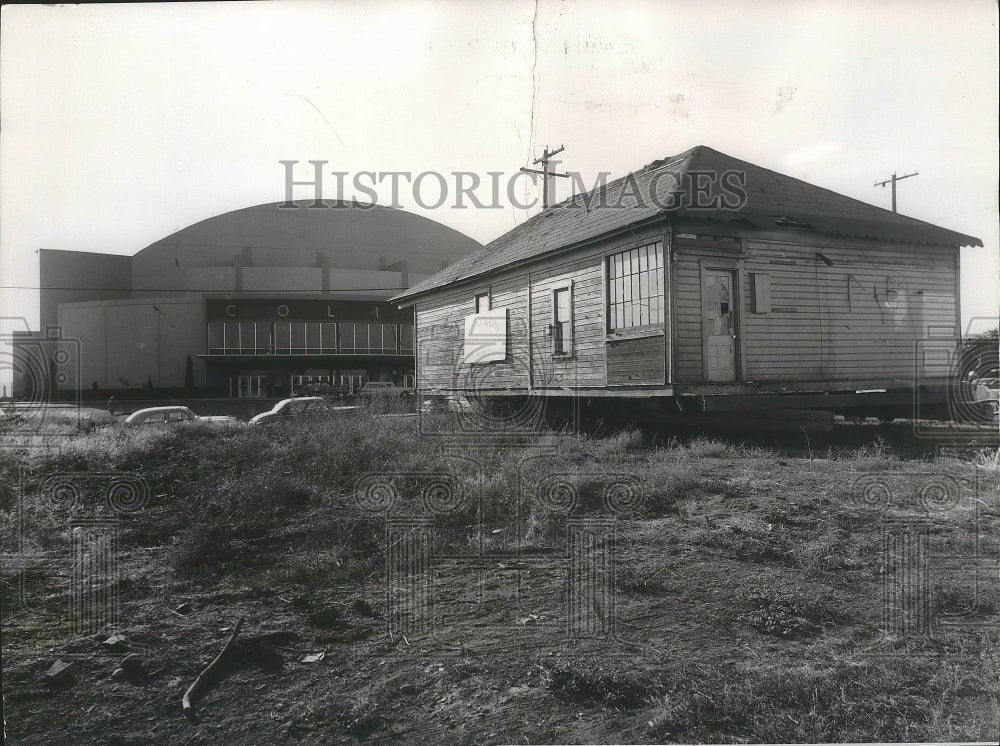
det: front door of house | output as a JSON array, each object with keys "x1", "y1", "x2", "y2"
[{"x1": 702, "y1": 270, "x2": 738, "y2": 382}]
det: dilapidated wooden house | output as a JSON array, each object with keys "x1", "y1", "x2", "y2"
[{"x1": 392, "y1": 146, "x2": 981, "y2": 420}]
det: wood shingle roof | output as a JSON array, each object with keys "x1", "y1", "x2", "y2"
[{"x1": 393, "y1": 145, "x2": 981, "y2": 303}]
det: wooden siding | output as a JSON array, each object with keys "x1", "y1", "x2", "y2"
[
  {"x1": 417, "y1": 275, "x2": 530, "y2": 391},
  {"x1": 414, "y1": 222, "x2": 959, "y2": 393},
  {"x1": 607, "y1": 334, "x2": 665, "y2": 384},
  {"x1": 673, "y1": 233, "x2": 958, "y2": 383},
  {"x1": 414, "y1": 225, "x2": 665, "y2": 392}
]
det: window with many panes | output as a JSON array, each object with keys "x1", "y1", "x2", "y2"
[
  {"x1": 607, "y1": 241, "x2": 663, "y2": 330},
  {"x1": 399, "y1": 324, "x2": 414, "y2": 354},
  {"x1": 206, "y1": 320, "x2": 405, "y2": 355}
]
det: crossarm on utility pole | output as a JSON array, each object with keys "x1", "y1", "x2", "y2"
[
  {"x1": 521, "y1": 145, "x2": 569, "y2": 209},
  {"x1": 874, "y1": 170, "x2": 919, "y2": 213}
]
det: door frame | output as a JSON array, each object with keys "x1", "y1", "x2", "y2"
[
  {"x1": 699, "y1": 259, "x2": 745, "y2": 382},
  {"x1": 233, "y1": 374, "x2": 268, "y2": 398}
]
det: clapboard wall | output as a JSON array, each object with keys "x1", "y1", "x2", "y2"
[
  {"x1": 413, "y1": 220, "x2": 959, "y2": 393},
  {"x1": 413, "y1": 225, "x2": 665, "y2": 392},
  {"x1": 672, "y1": 231, "x2": 959, "y2": 384}
]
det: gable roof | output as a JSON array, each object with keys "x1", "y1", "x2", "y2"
[{"x1": 393, "y1": 145, "x2": 982, "y2": 303}]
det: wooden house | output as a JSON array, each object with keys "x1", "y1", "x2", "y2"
[{"x1": 391, "y1": 146, "x2": 982, "y2": 420}]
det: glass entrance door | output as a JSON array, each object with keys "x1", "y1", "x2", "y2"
[
  {"x1": 339, "y1": 373, "x2": 367, "y2": 393},
  {"x1": 234, "y1": 375, "x2": 268, "y2": 398},
  {"x1": 290, "y1": 374, "x2": 330, "y2": 395}
]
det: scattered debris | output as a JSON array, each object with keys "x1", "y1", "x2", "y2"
[
  {"x1": 182, "y1": 616, "x2": 246, "y2": 722},
  {"x1": 42, "y1": 660, "x2": 74, "y2": 687},
  {"x1": 120, "y1": 654, "x2": 146, "y2": 679},
  {"x1": 299, "y1": 652, "x2": 325, "y2": 663},
  {"x1": 100, "y1": 634, "x2": 129, "y2": 652},
  {"x1": 111, "y1": 653, "x2": 149, "y2": 684}
]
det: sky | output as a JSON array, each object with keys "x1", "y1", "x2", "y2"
[{"x1": 2, "y1": 0, "x2": 998, "y2": 348}]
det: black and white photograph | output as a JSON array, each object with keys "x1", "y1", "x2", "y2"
[{"x1": 1, "y1": 1, "x2": 998, "y2": 744}]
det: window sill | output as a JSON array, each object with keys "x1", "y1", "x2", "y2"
[{"x1": 605, "y1": 326, "x2": 665, "y2": 342}]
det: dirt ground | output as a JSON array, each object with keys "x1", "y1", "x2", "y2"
[{"x1": 2, "y1": 417, "x2": 998, "y2": 744}]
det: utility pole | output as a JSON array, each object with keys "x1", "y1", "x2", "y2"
[
  {"x1": 520, "y1": 145, "x2": 569, "y2": 209},
  {"x1": 874, "y1": 170, "x2": 919, "y2": 213}
]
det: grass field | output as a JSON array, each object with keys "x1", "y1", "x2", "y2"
[{"x1": 1, "y1": 411, "x2": 998, "y2": 744}]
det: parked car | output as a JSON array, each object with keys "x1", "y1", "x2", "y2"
[
  {"x1": 356, "y1": 381, "x2": 416, "y2": 399},
  {"x1": 293, "y1": 382, "x2": 353, "y2": 399},
  {"x1": 123, "y1": 406, "x2": 241, "y2": 428},
  {"x1": 418, "y1": 395, "x2": 473, "y2": 414},
  {"x1": 971, "y1": 378, "x2": 999, "y2": 415},
  {"x1": 250, "y1": 396, "x2": 356, "y2": 426}
]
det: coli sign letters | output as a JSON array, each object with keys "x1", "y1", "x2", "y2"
[{"x1": 463, "y1": 308, "x2": 508, "y2": 364}]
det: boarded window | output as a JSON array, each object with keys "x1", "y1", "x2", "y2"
[
  {"x1": 463, "y1": 308, "x2": 507, "y2": 364},
  {"x1": 750, "y1": 273, "x2": 771, "y2": 313}
]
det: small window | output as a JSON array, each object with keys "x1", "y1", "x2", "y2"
[
  {"x1": 552, "y1": 284, "x2": 574, "y2": 356},
  {"x1": 475, "y1": 292, "x2": 491, "y2": 313}
]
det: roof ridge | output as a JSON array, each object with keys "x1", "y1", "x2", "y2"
[
  {"x1": 554, "y1": 146, "x2": 698, "y2": 210},
  {"x1": 683, "y1": 146, "x2": 941, "y2": 228},
  {"x1": 392, "y1": 145, "x2": 981, "y2": 304}
]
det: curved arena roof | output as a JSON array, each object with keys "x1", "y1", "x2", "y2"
[{"x1": 131, "y1": 201, "x2": 482, "y2": 293}]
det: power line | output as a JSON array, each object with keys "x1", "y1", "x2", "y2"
[
  {"x1": 874, "y1": 171, "x2": 919, "y2": 213},
  {"x1": 520, "y1": 145, "x2": 570, "y2": 209}
]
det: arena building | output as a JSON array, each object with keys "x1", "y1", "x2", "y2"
[{"x1": 15, "y1": 201, "x2": 481, "y2": 398}]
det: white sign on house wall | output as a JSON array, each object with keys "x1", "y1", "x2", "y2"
[{"x1": 463, "y1": 308, "x2": 508, "y2": 364}]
